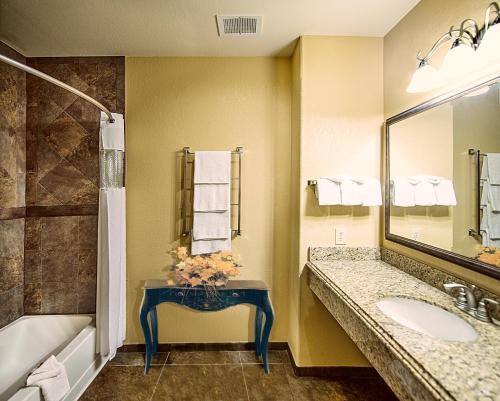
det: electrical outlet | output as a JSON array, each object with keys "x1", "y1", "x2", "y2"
[{"x1": 335, "y1": 228, "x2": 347, "y2": 245}]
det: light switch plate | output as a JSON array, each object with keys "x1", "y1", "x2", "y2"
[{"x1": 335, "y1": 228, "x2": 347, "y2": 245}]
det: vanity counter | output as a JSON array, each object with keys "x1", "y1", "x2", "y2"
[{"x1": 307, "y1": 258, "x2": 500, "y2": 401}]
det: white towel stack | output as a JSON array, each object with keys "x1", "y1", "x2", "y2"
[
  {"x1": 314, "y1": 176, "x2": 382, "y2": 206},
  {"x1": 26, "y1": 355, "x2": 70, "y2": 401},
  {"x1": 191, "y1": 151, "x2": 231, "y2": 255},
  {"x1": 480, "y1": 154, "x2": 500, "y2": 247},
  {"x1": 391, "y1": 175, "x2": 456, "y2": 207}
]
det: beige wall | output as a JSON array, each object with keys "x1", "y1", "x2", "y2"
[
  {"x1": 384, "y1": 0, "x2": 500, "y2": 295},
  {"x1": 289, "y1": 36, "x2": 383, "y2": 367},
  {"x1": 125, "y1": 57, "x2": 292, "y2": 343}
]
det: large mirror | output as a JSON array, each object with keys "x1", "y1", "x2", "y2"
[{"x1": 386, "y1": 77, "x2": 500, "y2": 279}]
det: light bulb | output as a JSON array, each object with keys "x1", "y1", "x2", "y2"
[
  {"x1": 406, "y1": 62, "x2": 441, "y2": 93},
  {"x1": 439, "y1": 42, "x2": 477, "y2": 85},
  {"x1": 477, "y1": 22, "x2": 500, "y2": 66}
]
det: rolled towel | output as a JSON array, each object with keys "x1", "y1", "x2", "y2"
[
  {"x1": 391, "y1": 177, "x2": 415, "y2": 207},
  {"x1": 352, "y1": 177, "x2": 382, "y2": 206},
  {"x1": 26, "y1": 356, "x2": 70, "y2": 401},
  {"x1": 314, "y1": 178, "x2": 341, "y2": 205},
  {"x1": 434, "y1": 179, "x2": 456, "y2": 206}
]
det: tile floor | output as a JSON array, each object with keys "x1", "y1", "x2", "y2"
[{"x1": 80, "y1": 350, "x2": 398, "y2": 401}]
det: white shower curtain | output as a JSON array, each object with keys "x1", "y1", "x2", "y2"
[{"x1": 96, "y1": 112, "x2": 126, "y2": 359}]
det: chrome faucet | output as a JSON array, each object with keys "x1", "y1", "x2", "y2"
[
  {"x1": 444, "y1": 282, "x2": 499, "y2": 325},
  {"x1": 443, "y1": 283, "x2": 477, "y2": 313}
]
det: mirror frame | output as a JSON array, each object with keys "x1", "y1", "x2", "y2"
[{"x1": 385, "y1": 75, "x2": 500, "y2": 280}]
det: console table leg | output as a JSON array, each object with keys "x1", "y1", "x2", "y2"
[
  {"x1": 140, "y1": 295, "x2": 153, "y2": 374},
  {"x1": 151, "y1": 307, "x2": 158, "y2": 355},
  {"x1": 254, "y1": 307, "x2": 263, "y2": 357},
  {"x1": 261, "y1": 293, "x2": 275, "y2": 374}
]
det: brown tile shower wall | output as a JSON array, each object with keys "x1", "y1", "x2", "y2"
[
  {"x1": 24, "y1": 56, "x2": 124, "y2": 314},
  {"x1": 0, "y1": 42, "x2": 26, "y2": 328}
]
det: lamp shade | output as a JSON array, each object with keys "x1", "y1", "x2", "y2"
[
  {"x1": 406, "y1": 63, "x2": 440, "y2": 93},
  {"x1": 439, "y1": 42, "x2": 477, "y2": 86},
  {"x1": 477, "y1": 22, "x2": 500, "y2": 65}
]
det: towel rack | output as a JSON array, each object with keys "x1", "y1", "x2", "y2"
[
  {"x1": 180, "y1": 147, "x2": 243, "y2": 237},
  {"x1": 307, "y1": 180, "x2": 317, "y2": 186},
  {"x1": 468, "y1": 148, "x2": 486, "y2": 237}
]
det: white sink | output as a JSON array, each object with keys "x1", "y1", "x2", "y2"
[{"x1": 376, "y1": 297, "x2": 478, "y2": 342}]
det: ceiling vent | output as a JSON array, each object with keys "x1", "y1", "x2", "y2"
[{"x1": 216, "y1": 16, "x2": 262, "y2": 36}]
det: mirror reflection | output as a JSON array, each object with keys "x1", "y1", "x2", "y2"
[{"x1": 388, "y1": 80, "x2": 500, "y2": 269}]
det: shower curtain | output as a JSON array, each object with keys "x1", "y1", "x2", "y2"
[{"x1": 96, "y1": 112, "x2": 126, "y2": 359}]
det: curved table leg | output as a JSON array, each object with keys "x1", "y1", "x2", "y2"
[
  {"x1": 260, "y1": 292, "x2": 275, "y2": 374},
  {"x1": 151, "y1": 306, "x2": 158, "y2": 355},
  {"x1": 140, "y1": 293, "x2": 153, "y2": 374},
  {"x1": 254, "y1": 306, "x2": 263, "y2": 357}
]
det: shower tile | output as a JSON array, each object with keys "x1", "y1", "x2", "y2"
[
  {"x1": 24, "y1": 249, "x2": 41, "y2": 283},
  {"x1": 41, "y1": 216, "x2": 78, "y2": 249},
  {"x1": 0, "y1": 255, "x2": 24, "y2": 292},
  {"x1": 37, "y1": 138, "x2": 62, "y2": 178},
  {"x1": 24, "y1": 217, "x2": 41, "y2": 250},
  {"x1": 242, "y1": 364, "x2": 293, "y2": 401},
  {"x1": 25, "y1": 172, "x2": 37, "y2": 205},
  {"x1": 24, "y1": 282, "x2": 42, "y2": 313},
  {"x1": 41, "y1": 281, "x2": 78, "y2": 313},
  {"x1": 79, "y1": 216, "x2": 98, "y2": 249},
  {"x1": 77, "y1": 282, "x2": 96, "y2": 314},
  {"x1": 41, "y1": 248, "x2": 78, "y2": 283},
  {"x1": 66, "y1": 135, "x2": 99, "y2": 185},
  {"x1": 41, "y1": 112, "x2": 89, "y2": 158},
  {"x1": 78, "y1": 248, "x2": 97, "y2": 283},
  {"x1": 0, "y1": 285, "x2": 23, "y2": 327}
]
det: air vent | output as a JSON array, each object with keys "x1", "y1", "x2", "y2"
[{"x1": 216, "y1": 16, "x2": 262, "y2": 36}]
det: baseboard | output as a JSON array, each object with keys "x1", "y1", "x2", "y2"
[{"x1": 118, "y1": 342, "x2": 379, "y2": 379}]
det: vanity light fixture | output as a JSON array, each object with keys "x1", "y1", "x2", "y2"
[{"x1": 407, "y1": 2, "x2": 500, "y2": 93}]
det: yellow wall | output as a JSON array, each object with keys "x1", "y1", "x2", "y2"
[
  {"x1": 289, "y1": 36, "x2": 383, "y2": 367},
  {"x1": 125, "y1": 57, "x2": 292, "y2": 343},
  {"x1": 384, "y1": 0, "x2": 500, "y2": 295}
]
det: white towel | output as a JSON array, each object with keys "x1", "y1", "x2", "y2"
[
  {"x1": 482, "y1": 180, "x2": 500, "y2": 212},
  {"x1": 192, "y1": 211, "x2": 231, "y2": 240},
  {"x1": 483, "y1": 204, "x2": 500, "y2": 239},
  {"x1": 391, "y1": 177, "x2": 415, "y2": 207},
  {"x1": 193, "y1": 184, "x2": 230, "y2": 211},
  {"x1": 191, "y1": 239, "x2": 231, "y2": 255},
  {"x1": 352, "y1": 177, "x2": 382, "y2": 206},
  {"x1": 326, "y1": 177, "x2": 362, "y2": 205},
  {"x1": 412, "y1": 177, "x2": 437, "y2": 206},
  {"x1": 314, "y1": 178, "x2": 341, "y2": 205},
  {"x1": 434, "y1": 180, "x2": 457, "y2": 206},
  {"x1": 485, "y1": 154, "x2": 500, "y2": 185},
  {"x1": 194, "y1": 151, "x2": 231, "y2": 184},
  {"x1": 26, "y1": 356, "x2": 70, "y2": 401}
]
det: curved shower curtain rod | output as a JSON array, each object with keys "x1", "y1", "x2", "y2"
[{"x1": 0, "y1": 53, "x2": 115, "y2": 123}]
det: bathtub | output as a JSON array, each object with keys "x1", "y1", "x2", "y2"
[{"x1": 0, "y1": 315, "x2": 108, "y2": 401}]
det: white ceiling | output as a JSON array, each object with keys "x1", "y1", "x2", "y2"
[{"x1": 0, "y1": 0, "x2": 420, "y2": 57}]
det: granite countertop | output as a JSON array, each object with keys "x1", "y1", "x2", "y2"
[{"x1": 307, "y1": 258, "x2": 500, "y2": 401}]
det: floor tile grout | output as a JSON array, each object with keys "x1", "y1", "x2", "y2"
[
  {"x1": 239, "y1": 352, "x2": 251, "y2": 401},
  {"x1": 148, "y1": 351, "x2": 169, "y2": 401}
]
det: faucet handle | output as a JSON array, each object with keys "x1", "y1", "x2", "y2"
[
  {"x1": 443, "y1": 283, "x2": 476, "y2": 311},
  {"x1": 475, "y1": 298, "x2": 499, "y2": 323}
]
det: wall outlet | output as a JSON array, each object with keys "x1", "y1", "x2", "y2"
[{"x1": 335, "y1": 228, "x2": 347, "y2": 245}]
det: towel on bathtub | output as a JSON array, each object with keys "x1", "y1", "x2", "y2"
[{"x1": 26, "y1": 355, "x2": 70, "y2": 401}]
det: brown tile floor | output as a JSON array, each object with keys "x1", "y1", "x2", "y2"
[{"x1": 80, "y1": 350, "x2": 398, "y2": 401}]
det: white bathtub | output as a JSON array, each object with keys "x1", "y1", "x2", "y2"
[{"x1": 0, "y1": 315, "x2": 108, "y2": 401}]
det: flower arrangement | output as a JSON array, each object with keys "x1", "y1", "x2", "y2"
[
  {"x1": 476, "y1": 246, "x2": 500, "y2": 267},
  {"x1": 169, "y1": 246, "x2": 241, "y2": 288}
]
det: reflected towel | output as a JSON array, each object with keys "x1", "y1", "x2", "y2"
[
  {"x1": 315, "y1": 178, "x2": 341, "y2": 205},
  {"x1": 194, "y1": 151, "x2": 231, "y2": 184},
  {"x1": 391, "y1": 177, "x2": 415, "y2": 207},
  {"x1": 26, "y1": 356, "x2": 70, "y2": 401},
  {"x1": 434, "y1": 180, "x2": 457, "y2": 206},
  {"x1": 412, "y1": 177, "x2": 437, "y2": 206}
]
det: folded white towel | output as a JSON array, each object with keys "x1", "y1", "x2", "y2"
[
  {"x1": 314, "y1": 178, "x2": 341, "y2": 205},
  {"x1": 414, "y1": 180, "x2": 437, "y2": 206},
  {"x1": 484, "y1": 180, "x2": 500, "y2": 212},
  {"x1": 483, "y1": 204, "x2": 500, "y2": 239},
  {"x1": 193, "y1": 184, "x2": 230, "y2": 212},
  {"x1": 192, "y1": 211, "x2": 231, "y2": 240},
  {"x1": 326, "y1": 176, "x2": 362, "y2": 205},
  {"x1": 26, "y1": 356, "x2": 70, "y2": 401},
  {"x1": 191, "y1": 238, "x2": 231, "y2": 255},
  {"x1": 352, "y1": 177, "x2": 382, "y2": 206},
  {"x1": 194, "y1": 151, "x2": 231, "y2": 184},
  {"x1": 411, "y1": 174, "x2": 443, "y2": 185},
  {"x1": 434, "y1": 179, "x2": 457, "y2": 206},
  {"x1": 485, "y1": 154, "x2": 500, "y2": 185},
  {"x1": 391, "y1": 177, "x2": 415, "y2": 207}
]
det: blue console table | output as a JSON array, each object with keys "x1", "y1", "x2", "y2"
[{"x1": 140, "y1": 279, "x2": 274, "y2": 374}]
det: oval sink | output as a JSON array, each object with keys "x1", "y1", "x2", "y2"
[{"x1": 376, "y1": 297, "x2": 478, "y2": 342}]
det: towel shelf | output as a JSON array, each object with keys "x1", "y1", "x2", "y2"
[
  {"x1": 468, "y1": 148, "x2": 486, "y2": 238},
  {"x1": 180, "y1": 147, "x2": 243, "y2": 237}
]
